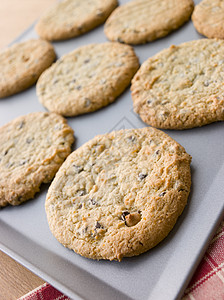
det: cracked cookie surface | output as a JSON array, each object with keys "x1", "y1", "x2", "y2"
[
  {"x1": 36, "y1": 0, "x2": 118, "y2": 41},
  {"x1": 0, "y1": 39, "x2": 55, "y2": 98},
  {"x1": 131, "y1": 39, "x2": 224, "y2": 129},
  {"x1": 45, "y1": 127, "x2": 191, "y2": 261},
  {"x1": 37, "y1": 42, "x2": 139, "y2": 116},
  {"x1": 192, "y1": 0, "x2": 224, "y2": 39},
  {"x1": 0, "y1": 112, "x2": 74, "y2": 207},
  {"x1": 104, "y1": 0, "x2": 194, "y2": 44}
]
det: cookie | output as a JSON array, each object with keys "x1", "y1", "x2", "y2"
[
  {"x1": 192, "y1": 0, "x2": 224, "y2": 39},
  {"x1": 45, "y1": 127, "x2": 191, "y2": 261},
  {"x1": 104, "y1": 0, "x2": 194, "y2": 44},
  {"x1": 0, "y1": 112, "x2": 74, "y2": 207},
  {"x1": 131, "y1": 39, "x2": 224, "y2": 129},
  {"x1": 37, "y1": 42, "x2": 139, "y2": 116},
  {"x1": 35, "y1": 0, "x2": 118, "y2": 41},
  {"x1": 0, "y1": 39, "x2": 55, "y2": 98}
]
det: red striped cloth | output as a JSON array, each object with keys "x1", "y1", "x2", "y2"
[
  {"x1": 19, "y1": 220, "x2": 224, "y2": 300},
  {"x1": 183, "y1": 220, "x2": 224, "y2": 300}
]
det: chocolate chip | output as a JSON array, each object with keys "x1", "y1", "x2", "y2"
[
  {"x1": 15, "y1": 196, "x2": 22, "y2": 203},
  {"x1": 138, "y1": 173, "x2": 148, "y2": 180},
  {"x1": 160, "y1": 112, "x2": 169, "y2": 121},
  {"x1": 84, "y1": 59, "x2": 90, "y2": 64},
  {"x1": 155, "y1": 150, "x2": 160, "y2": 155},
  {"x1": 73, "y1": 164, "x2": 83, "y2": 173},
  {"x1": 78, "y1": 190, "x2": 85, "y2": 196},
  {"x1": 78, "y1": 204, "x2": 82, "y2": 209},
  {"x1": 88, "y1": 73, "x2": 95, "y2": 78},
  {"x1": 26, "y1": 137, "x2": 33, "y2": 144},
  {"x1": 159, "y1": 191, "x2": 166, "y2": 196},
  {"x1": 117, "y1": 37, "x2": 124, "y2": 43},
  {"x1": 18, "y1": 121, "x2": 25, "y2": 129},
  {"x1": 95, "y1": 221, "x2": 103, "y2": 229},
  {"x1": 19, "y1": 159, "x2": 29, "y2": 166},
  {"x1": 3, "y1": 149, "x2": 8, "y2": 156},
  {"x1": 147, "y1": 99, "x2": 153, "y2": 105},
  {"x1": 121, "y1": 211, "x2": 130, "y2": 221},
  {"x1": 7, "y1": 162, "x2": 14, "y2": 168},
  {"x1": 52, "y1": 79, "x2": 59, "y2": 85},
  {"x1": 89, "y1": 198, "x2": 97, "y2": 205},
  {"x1": 84, "y1": 98, "x2": 91, "y2": 107},
  {"x1": 127, "y1": 135, "x2": 136, "y2": 142},
  {"x1": 83, "y1": 226, "x2": 88, "y2": 234},
  {"x1": 96, "y1": 10, "x2": 104, "y2": 17},
  {"x1": 204, "y1": 80, "x2": 210, "y2": 87}
]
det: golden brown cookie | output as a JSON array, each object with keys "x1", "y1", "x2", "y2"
[
  {"x1": 0, "y1": 112, "x2": 74, "y2": 207},
  {"x1": 45, "y1": 127, "x2": 191, "y2": 261},
  {"x1": 36, "y1": 0, "x2": 118, "y2": 41},
  {"x1": 192, "y1": 0, "x2": 224, "y2": 39},
  {"x1": 131, "y1": 39, "x2": 224, "y2": 129},
  {"x1": 37, "y1": 42, "x2": 139, "y2": 116},
  {"x1": 104, "y1": 0, "x2": 194, "y2": 44},
  {"x1": 0, "y1": 39, "x2": 55, "y2": 98}
]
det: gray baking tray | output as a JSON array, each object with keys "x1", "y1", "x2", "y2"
[{"x1": 0, "y1": 1, "x2": 224, "y2": 299}]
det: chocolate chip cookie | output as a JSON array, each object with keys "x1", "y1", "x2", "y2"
[
  {"x1": 192, "y1": 0, "x2": 224, "y2": 39},
  {"x1": 36, "y1": 0, "x2": 118, "y2": 41},
  {"x1": 37, "y1": 42, "x2": 139, "y2": 116},
  {"x1": 45, "y1": 127, "x2": 191, "y2": 261},
  {"x1": 0, "y1": 112, "x2": 74, "y2": 207},
  {"x1": 104, "y1": 0, "x2": 194, "y2": 44},
  {"x1": 131, "y1": 39, "x2": 224, "y2": 129},
  {"x1": 0, "y1": 39, "x2": 55, "y2": 98}
]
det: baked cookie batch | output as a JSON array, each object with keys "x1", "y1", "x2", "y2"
[{"x1": 0, "y1": 0, "x2": 223, "y2": 261}]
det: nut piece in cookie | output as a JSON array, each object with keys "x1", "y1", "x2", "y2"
[
  {"x1": 104, "y1": 0, "x2": 194, "y2": 44},
  {"x1": 0, "y1": 112, "x2": 74, "y2": 207},
  {"x1": 35, "y1": 0, "x2": 118, "y2": 41},
  {"x1": 192, "y1": 0, "x2": 224, "y2": 39},
  {"x1": 0, "y1": 39, "x2": 56, "y2": 98},
  {"x1": 37, "y1": 42, "x2": 139, "y2": 116},
  {"x1": 45, "y1": 127, "x2": 191, "y2": 261},
  {"x1": 131, "y1": 39, "x2": 224, "y2": 129}
]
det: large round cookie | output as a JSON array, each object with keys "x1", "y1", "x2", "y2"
[
  {"x1": 0, "y1": 112, "x2": 74, "y2": 207},
  {"x1": 192, "y1": 0, "x2": 224, "y2": 39},
  {"x1": 104, "y1": 0, "x2": 194, "y2": 44},
  {"x1": 37, "y1": 42, "x2": 139, "y2": 116},
  {"x1": 0, "y1": 39, "x2": 55, "y2": 98},
  {"x1": 131, "y1": 39, "x2": 224, "y2": 129},
  {"x1": 35, "y1": 0, "x2": 118, "y2": 41},
  {"x1": 45, "y1": 127, "x2": 191, "y2": 261}
]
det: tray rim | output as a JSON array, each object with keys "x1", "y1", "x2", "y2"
[{"x1": 1, "y1": 4, "x2": 224, "y2": 298}]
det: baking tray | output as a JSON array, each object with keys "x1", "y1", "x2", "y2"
[{"x1": 0, "y1": 1, "x2": 224, "y2": 299}]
